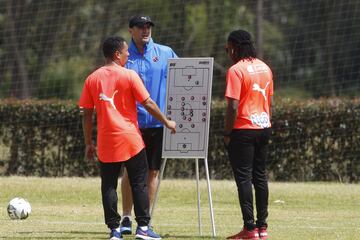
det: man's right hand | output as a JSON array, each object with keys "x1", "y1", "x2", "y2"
[
  {"x1": 166, "y1": 120, "x2": 176, "y2": 134},
  {"x1": 85, "y1": 144, "x2": 96, "y2": 161}
]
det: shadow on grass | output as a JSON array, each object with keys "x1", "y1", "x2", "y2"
[
  {"x1": 162, "y1": 233, "x2": 221, "y2": 239},
  {"x1": 3, "y1": 231, "x2": 221, "y2": 239},
  {"x1": 2, "y1": 230, "x2": 106, "y2": 239}
]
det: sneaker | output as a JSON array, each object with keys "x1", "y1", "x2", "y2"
[
  {"x1": 120, "y1": 216, "x2": 132, "y2": 235},
  {"x1": 226, "y1": 227, "x2": 259, "y2": 240},
  {"x1": 109, "y1": 228, "x2": 123, "y2": 240},
  {"x1": 135, "y1": 226, "x2": 161, "y2": 240},
  {"x1": 258, "y1": 227, "x2": 268, "y2": 239}
]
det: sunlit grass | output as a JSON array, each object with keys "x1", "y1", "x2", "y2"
[{"x1": 0, "y1": 177, "x2": 359, "y2": 239}]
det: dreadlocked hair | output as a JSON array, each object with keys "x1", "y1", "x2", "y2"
[{"x1": 227, "y1": 30, "x2": 256, "y2": 61}]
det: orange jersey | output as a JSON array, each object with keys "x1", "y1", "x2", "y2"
[
  {"x1": 79, "y1": 65, "x2": 150, "y2": 162},
  {"x1": 225, "y1": 58, "x2": 273, "y2": 129}
]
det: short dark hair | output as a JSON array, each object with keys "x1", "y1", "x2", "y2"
[
  {"x1": 102, "y1": 36, "x2": 126, "y2": 59},
  {"x1": 227, "y1": 30, "x2": 256, "y2": 60}
]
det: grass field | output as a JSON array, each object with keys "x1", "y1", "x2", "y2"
[{"x1": 0, "y1": 177, "x2": 359, "y2": 239}]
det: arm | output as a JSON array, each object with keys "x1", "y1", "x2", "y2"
[
  {"x1": 141, "y1": 97, "x2": 176, "y2": 133},
  {"x1": 81, "y1": 108, "x2": 96, "y2": 160},
  {"x1": 270, "y1": 95, "x2": 274, "y2": 118},
  {"x1": 223, "y1": 97, "x2": 239, "y2": 146}
]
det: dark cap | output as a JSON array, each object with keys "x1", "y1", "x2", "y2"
[{"x1": 129, "y1": 15, "x2": 155, "y2": 28}]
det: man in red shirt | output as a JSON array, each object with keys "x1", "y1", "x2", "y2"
[
  {"x1": 223, "y1": 30, "x2": 273, "y2": 240},
  {"x1": 79, "y1": 36, "x2": 176, "y2": 240}
]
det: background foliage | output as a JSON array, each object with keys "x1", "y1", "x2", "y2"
[
  {"x1": 0, "y1": 0, "x2": 359, "y2": 181},
  {"x1": 0, "y1": 0, "x2": 359, "y2": 99},
  {"x1": 0, "y1": 99, "x2": 358, "y2": 182}
]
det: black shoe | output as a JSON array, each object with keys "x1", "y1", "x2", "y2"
[{"x1": 120, "y1": 217, "x2": 132, "y2": 235}]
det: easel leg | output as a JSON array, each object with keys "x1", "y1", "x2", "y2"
[
  {"x1": 196, "y1": 158, "x2": 202, "y2": 235},
  {"x1": 150, "y1": 158, "x2": 167, "y2": 226},
  {"x1": 204, "y1": 157, "x2": 216, "y2": 237}
]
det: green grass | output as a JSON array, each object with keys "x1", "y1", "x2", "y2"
[{"x1": 0, "y1": 177, "x2": 359, "y2": 239}]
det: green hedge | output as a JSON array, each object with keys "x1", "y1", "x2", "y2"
[
  {"x1": 0, "y1": 99, "x2": 98, "y2": 177},
  {"x1": 0, "y1": 98, "x2": 359, "y2": 182}
]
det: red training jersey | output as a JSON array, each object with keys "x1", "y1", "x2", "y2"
[
  {"x1": 79, "y1": 64, "x2": 150, "y2": 162},
  {"x1": 225, "y1": 58, "x2": 273, "y2": 129}
]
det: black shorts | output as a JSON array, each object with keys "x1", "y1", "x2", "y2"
[{"x1": 140, "y1": 127, "x2": 163, "y2": 170}]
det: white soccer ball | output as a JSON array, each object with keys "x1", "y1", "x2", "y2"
[{"x1": 7, "y1": 197, "x2": 31, "y2": 220}]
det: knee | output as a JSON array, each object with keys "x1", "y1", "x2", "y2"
[
  {"x1": 253, "y1": 175, "x2": 268, "y2": 187},
  {"x1": 130, "y1": 181, "x2": 147, "y2": 190},
  {"x1": 234, "y1": 167, "x2": 252, "y2": 182},
  {"x1": 148, "y1": 170, "x2": 159, "y2": 179},
  {"x1": 235, "y1": 174, "x2": 252, "y2": 186}
]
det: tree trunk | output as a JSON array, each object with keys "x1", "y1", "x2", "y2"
[
  {"x1": 256, "y1": 0, "x2": 264, "y2": 59},
  {"x1": 325, "y1": 1, "x2": 336, "y2": 97},
  {"x1": 7, "y1": 1, "x2": 30, "y2": 99}
]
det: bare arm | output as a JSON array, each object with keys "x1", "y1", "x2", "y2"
[
  {"x1": 270, "y1": 95, "x2": 274, "y2": 118},
  {"x1": 81, "y1": 108, "x2": 96, "y2": 160},
  {"x1": 141, "y1": 97, "x2": 176, "y2": 133},
  {"x1": 223, "y1": 98, "x2": 239, "y2": 146}
]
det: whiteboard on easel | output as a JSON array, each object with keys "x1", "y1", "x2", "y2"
[{"x1": 162, "y1": 58, "x2": 213, "y2": 158}]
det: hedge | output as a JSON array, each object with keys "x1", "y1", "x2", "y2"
[{"x1": 0, "y1": 98, "x2": 359, "y2": 182}]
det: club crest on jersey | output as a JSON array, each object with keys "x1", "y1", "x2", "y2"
[{"x1": 152, "y1": 56, "x2": 159, "y2": 62}]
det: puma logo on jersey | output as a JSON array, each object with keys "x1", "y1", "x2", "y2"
[
  {"x1": 253, "y1": 82, "x2": 270, "y2": 101},
  {"x1": 99, "y1": 90, "x2": 118, "y2": 109}
]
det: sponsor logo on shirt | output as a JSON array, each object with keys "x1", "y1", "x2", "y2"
[
  {"x1": 99, "y1": 90, "x2": 118, "y2": 110},
  {"x1": 250, "y1": 112, "x2": 270, "y2": 128},
  {"x1": 252, "y1": 81, "x2": 270, "y2": 101},
  {"x1": 247, "y1": 64, "x2": 268, "y2": 74}
]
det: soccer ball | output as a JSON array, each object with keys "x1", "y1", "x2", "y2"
[{"x1": 7, "y1": 197, "x2": 31, "y2": 220}]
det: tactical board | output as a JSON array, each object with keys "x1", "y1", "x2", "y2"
[{"x1": 162, "y1": 58, "x2": 213, "y2": 158}]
